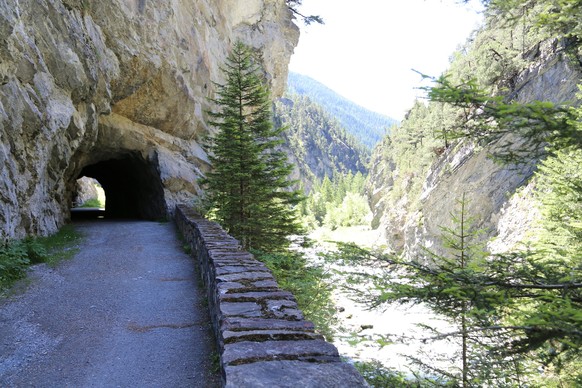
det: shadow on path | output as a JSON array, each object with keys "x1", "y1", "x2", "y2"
[{"x1": 0, "y1": 220, "x2": 220, "y2": 387}]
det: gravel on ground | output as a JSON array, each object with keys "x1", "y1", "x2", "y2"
[{"x1": 0, "y1": 219, "x2": 220, "y2": 387}]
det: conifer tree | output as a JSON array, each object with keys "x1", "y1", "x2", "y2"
[{"x1": 202, "y1": 41, "x2": 303, "y2": 251}]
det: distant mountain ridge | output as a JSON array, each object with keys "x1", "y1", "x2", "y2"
[
  {"x1": 275, "y1": 95, "x2": 368, "y2": 192},
  {"x1": 287, "y1": 72, "x2": 398, "y2": 149}
]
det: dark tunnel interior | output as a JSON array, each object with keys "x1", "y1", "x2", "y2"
[{"x1": 75, "y1": 153, "x2": 166, "y2": 220}]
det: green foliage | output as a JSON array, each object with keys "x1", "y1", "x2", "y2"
[
  {"x1": 424, "y1": 75, "x2": 580, "y2": 163},
  {"x1": 413, "y1": 6, "x2": 582, "y2": 380},
  {"x1": 486, "y1": 0, "x2": 582, "y2": 53},
  {"x1": 27, "y1": 225, "x2": 82, "y2": 266},
  {"x1": 502, "y1": 147, "x2": 582, "y2": 384},
  {"x1": 274, "y1": 93, "x2": 369, "y2": 191},
  {"x1": 449, "y1": 2, "x2": 549, "y2": 93},
  {"x1": 353, "y1": 360, "x2": 411, "y2": 387},
  {"x1": 0, "y1": 225, "x2": 82, "y2": 290},
  {"x1": 201, "y1": 41, "x2": 303, "y2": 252},
  {"x1": 358, "y1": 0, "x2": 582, "y2": 384},
  {"x1": 301, "y1": 171, "x2": 369, "y2": 230},
  {"x1": 0, "y1": 241, "x2": 31, "y2": 288},
  {"x1": 323, "y1": 192, "x2": 369, "y2": 230},
  {"x1": 287, "y1": 72, "x2": 398, "y2": 149},
  {"x1": 285, "y1": 0, "x2": 324, "y2": 25},
  {"x1": 331, "y1": 156, "x2": 582, "y2": 384},
  {"x1": 369, "y1": 100, "x2": 459, "y2": 223},
  {"x1": 78, "y1": 198, "x2": 103, "y2": 208},
  {"x1": 326, "y1": 197, "x2": 539, "y2": 386},
  {"x1": 530, "y1": 147, "x2": 582, "y2": 264},
  {"x1": 254, "y1": 249, "x2": 336, "y2": 340}
]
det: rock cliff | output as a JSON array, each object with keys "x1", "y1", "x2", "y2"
[
  {"x1": 369, "y1": 39, "x2": 581, "y2": 256},
  {"x1": 0, "y1": 0, "x2": 299, "y2": 239}
]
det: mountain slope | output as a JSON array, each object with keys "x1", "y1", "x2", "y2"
[
  {"x1": 287, "y1": 72, "x2": 398, "y2": 149},
  {"x1": 275, "y1": 94, "x2": 368, "y2": 192}
]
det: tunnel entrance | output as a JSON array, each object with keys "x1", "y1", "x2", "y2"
[
  {"x1": 74, "y1": 153, "x2": 166, "y2": 220},
  {"x1": 73, "y1": 177, "x2": 105, "y2": 209}
]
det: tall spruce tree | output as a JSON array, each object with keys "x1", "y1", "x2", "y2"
[{"x1": 202, "y1": 41, "x2": 303, "y2": 251}]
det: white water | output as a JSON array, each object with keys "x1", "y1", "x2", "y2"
[{"x1": 306, "y1": 226, "x2": 461, "y2": 376}]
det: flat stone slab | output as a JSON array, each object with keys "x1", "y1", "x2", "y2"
[
  {"x1": 215, "y1": 265, "x2": 270, "y2": 276},
  {"x1": 217, "y1": 282, "x2": 246, "y2": 294},
  {"x1": 219, "y1": 291, "x2": 295, "y2": 302},
  {"x1": 223, "y1": 330, "x2": 323, "y2": 344},
  {"x1": 208, "y1": 251, "x2": 255, "y2": 261},
  {"x1": 271, "y1": 308, "x2": 303, "y2": 320},
  {"x1": 212, "y1": 259, "x2": 264, "y2": 267},
  {"x1": 266, "y1": 299, "x2": 298, "y2": 310},
  {"x1": 224, "y1": 360, "x2": 368, "y2": 388},
  {"x1": 222, "y1": 340, "x2": 340, "y2": 365},
  {"x1": 252, "y1": 280, "x2": 279, "y2": 288},
  {"x1": 222, "y1": 318, "x2": 315, "y2": 332},
  {"x1": 220, "y1": 302, "x2": 263, "y2": 318},
  {"x1": 217, "y1": 272, "x2": 274, "y2": 283}
]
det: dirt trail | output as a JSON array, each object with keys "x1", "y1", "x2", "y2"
[{"x1": 0, "y1": 220, "x2": 220, "y2": 387}]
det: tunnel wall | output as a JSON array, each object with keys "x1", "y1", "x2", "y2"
[{"x1": 174, "y1": 205, "x2": 367, "y2": 387}]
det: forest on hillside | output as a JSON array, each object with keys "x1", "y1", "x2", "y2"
[
  {"x1": 274, "y1": 93, "x2": 369, "y2": 192},
  {"x1": 287, "y1": 72, "x2": 398, "y2": 149},
  {"x1": 337, "y1": 1, "x2": 582, "y2": 386}
]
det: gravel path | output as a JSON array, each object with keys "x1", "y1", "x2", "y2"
[{"x1": 0, "y1": 220, "x2": 220, "y2": 387}]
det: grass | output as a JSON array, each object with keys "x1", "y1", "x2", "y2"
[
  {"x1": 353, "y1": 360, "x2": 411, "y2": 387},
  {"x1": 254, "y1": 249, "x2": 337, "y2": 341},
  {"x1": 78, "y1": 198, "x2": 103, "y2": 208},
  {"x1": 0, "y1": 225, "x2": 83, "y2": 290},
  {"x1": 36, "y1": 225, "x2": 83, "y2": 266}
]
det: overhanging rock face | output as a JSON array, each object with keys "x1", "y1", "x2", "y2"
[
  {"x1": 175, "y1": 205, "x2": 368, "y2": 387},
  {"x1": 0, "y1": 0, "x2": 299, "y2": 239}
]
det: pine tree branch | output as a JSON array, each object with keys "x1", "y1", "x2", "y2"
[{"x1": 426, "y1": 325, "x2": 582, "y2": 342}]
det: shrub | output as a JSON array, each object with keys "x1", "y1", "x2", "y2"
[{"x1": 254, "y1": 249, "x2": 337, "y2": 340}]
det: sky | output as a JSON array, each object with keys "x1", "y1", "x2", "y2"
[{"x1": 288, "y1": 0, "x2": 485, "y2": 120}]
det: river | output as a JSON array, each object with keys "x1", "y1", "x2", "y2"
[{"x1": 306, "y1": 225, "x2": 460, "y2": 377}]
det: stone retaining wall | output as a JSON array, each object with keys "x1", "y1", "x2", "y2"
[{"x1": 175, "y1": 205, "x2": 367, "y2": 387}]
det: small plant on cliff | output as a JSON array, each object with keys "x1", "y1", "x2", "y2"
[
  {"x1": 201, "y1": 41, "x2": 303, "y2": 252},
  {"x1": 286, "y1": 0, "x2": 324, "y2": 25}
]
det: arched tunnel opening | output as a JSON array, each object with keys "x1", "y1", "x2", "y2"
[
  {"x1": 73, "y1": 176, "x2": 105, "y2": 209},
  {"x1": 72, "y1": 152, "x2": 167, "y2": 220}
]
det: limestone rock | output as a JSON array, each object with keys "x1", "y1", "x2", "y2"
[
  {"x1": 369, "y1": 39, "x2": 581, "y2": 257},
  {"x1": 73, "y1": 177, "x2": 100, "y2": 206},
  {"x1": 0, "y1": 0, "x2": 299, "y2": 239},
  {"x1": 224, "y1": 360, "x2": 369, "y2": 388}
]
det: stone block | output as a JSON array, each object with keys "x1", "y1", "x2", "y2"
[
  {"x1": 222, "y1": 318, "x2": 315, "y2": 332},
  {"x1": 220, "y1": 302, "x2": 263, "y2": 318},
  {"x1": 217, "y1": 271, "x2": 274, "y2": 283},
  {"x1": 215, "y1": 265, "x2": 270, "y2": 276},
  {"x1": 224, "y1": 360, "x2": 369, "y2": 388},
  {"x1": 217, "y1": 282, "x2": 246, "y2": 294},
  {"x1": 208, "y1": 251, "x2": 255, "y2": 261},
  {"x1": 219, "y1": 290, "x2": 295, "y2": 303},
  {"x1": 252, "y1": 279, "x2": 279, "y2": 288},
  {"x1": 265, "y1": 299, "x2": 298, "y2": 310},
  {"x1": 222, "y1": 340, "x2": 340, "y2": 366},
  {"x1": 223, "y1": 329, "x2": 323, "y2": 344}
]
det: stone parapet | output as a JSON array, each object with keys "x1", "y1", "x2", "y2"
[{"x1": 175, "y1": 205, "x2": 367, "y2": 387}]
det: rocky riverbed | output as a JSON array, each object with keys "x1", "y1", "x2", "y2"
[{"x1": 307, "y1": 225, "x2": 459, "y2": 376}]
